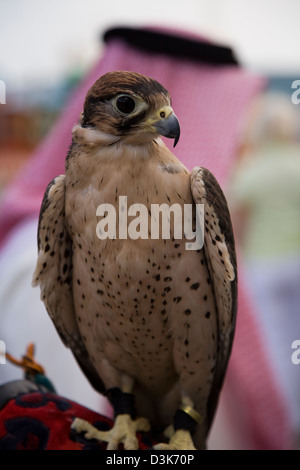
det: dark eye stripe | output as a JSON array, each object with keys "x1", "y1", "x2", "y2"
[
  {"x1": 116, "y1": 96, "x2": 136, "y2": 114},
  {"x1": 117, "y1": 109, "x2": 148, "y2": 135}
]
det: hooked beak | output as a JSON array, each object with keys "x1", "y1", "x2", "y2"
[{"x1": 153, "y1": 113, "x2": 180, "y2": 147}]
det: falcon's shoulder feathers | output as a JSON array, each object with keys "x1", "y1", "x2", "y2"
[{"x1": 190, "y1": 166, "x2": 237, "y2": 430}]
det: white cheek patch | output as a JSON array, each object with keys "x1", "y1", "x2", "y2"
[{"x1": 72, "y1": 124, "x2": 119, "y2": 146}]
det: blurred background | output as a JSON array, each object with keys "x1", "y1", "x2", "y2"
[{"x1": 0, "y1": 0, "x2": 300, "y2": 450}]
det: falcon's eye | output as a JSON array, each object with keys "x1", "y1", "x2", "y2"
[{"x1": 115, "y1": 95, "x2": 136, "y2": 114}]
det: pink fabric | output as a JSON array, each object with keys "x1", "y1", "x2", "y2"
[
  {"x1": 226, "y1": 261, "x2": 292, "y2": 449},
  {"x1": 0, "y1": 29, "x2": 292, "y2": 449}
]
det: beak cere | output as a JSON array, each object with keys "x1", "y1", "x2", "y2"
[{"x1": 154, "y1": 113, "x2": 181, "y2": 147}]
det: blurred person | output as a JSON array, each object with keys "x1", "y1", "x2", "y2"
[{"x1": 229, "y1": 91, "x2": 300, "y2": 448}]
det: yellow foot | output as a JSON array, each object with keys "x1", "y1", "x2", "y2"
[
  {"x1": 72, "y1": 413, "x2": 150, "y2": 450},
  {"x1": 153, "y1": 429, "x2": 197, "y2": 450}
]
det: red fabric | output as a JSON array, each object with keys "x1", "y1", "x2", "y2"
[
  {"x1": 0, "y1": 27, "x2": 292, "y2": 449},
  {"x1": 0, "y1": 391, "x2": 155, "y2": 450}
]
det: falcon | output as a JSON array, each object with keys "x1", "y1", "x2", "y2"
[{"x1": 33, "y1": 71, "x2": 237, "y2": 450}]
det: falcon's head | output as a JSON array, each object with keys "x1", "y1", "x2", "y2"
[{"x1": 81, "y1": 71, "x2": 180, "y2": 147}]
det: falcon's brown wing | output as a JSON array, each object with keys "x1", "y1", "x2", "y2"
[
  {"x1": 190, "y1": 166, "x2": 237, "y2": 432},
  {"x1": 32, "y1": 175, "x2": 105, "y2": 394}
]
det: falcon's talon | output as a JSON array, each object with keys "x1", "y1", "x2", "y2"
[
  {"x1": 163, "y1": 424, "x2": 175, "y2": 439},
  {"x1": 153, "y1": 429, "x2": 197, "y2": 450},
  {"x1": 72, "y1": 414, "x2": 150, "y2": 450},
  {"x1": 71, "y1": 417, "x2": 101, "y2": 439}
]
